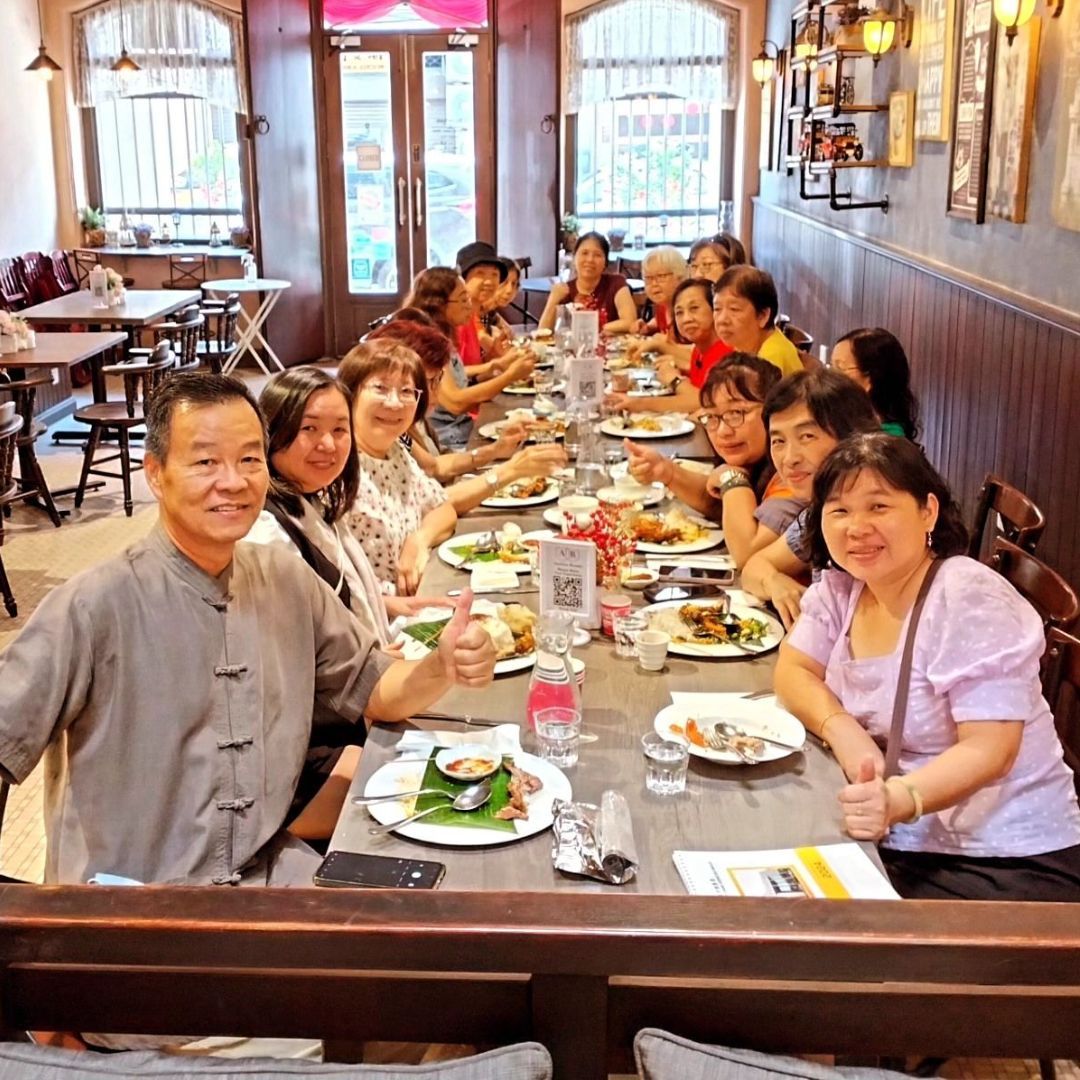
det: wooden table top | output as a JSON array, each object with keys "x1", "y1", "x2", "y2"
[
  {"x1": 20, "y1": 290, "x2": 201, "y2": 327},
  {"x1": 0, "y1": 331, "x2": 127, "y2": 369},
  {"x1": 331, "y1": 498, "x2": 870, "y2": 895}
]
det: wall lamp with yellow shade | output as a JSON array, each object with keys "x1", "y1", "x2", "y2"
[
  {"x1": 994, "y1": 0, "x2": 1064, "y2": 42},
  {"x1": 752, "y1": 40, "x2": 782, "y2": 85},
  {"x1": 794, "y1": 26, "x2": 819, "y2": 70},
  {"x1": 862, "y1": 3, "x2": 914, "y2": 63},
  {"x1": 24, "y1": 0, "x2": 62, "y2": 81}
]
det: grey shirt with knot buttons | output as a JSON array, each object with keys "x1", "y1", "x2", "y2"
[{"x1": 0, "y1": 523, "x2": 394, "y2": 886}]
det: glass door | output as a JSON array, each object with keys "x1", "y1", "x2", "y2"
[{"x1": 323, "y1": 33, "x2": 493, "y2": 354}]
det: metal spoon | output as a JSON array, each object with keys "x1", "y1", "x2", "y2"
[
  {"x1": 708, "y1": 719, "x2": 800, "y2": 753},
  {"x1": 352, "y1": 787, "x2": 450, "y2": 807},
  {"x1": 367, "y1": 779, "x2": 493, "y2": 835}
]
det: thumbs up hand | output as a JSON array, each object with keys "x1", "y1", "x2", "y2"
[
  {"x1": 435, "y1": 589, "x2": 496, "y2": 687},
  {"x1": 838, "y1": 755, "x2": 890, "y2": 841}
]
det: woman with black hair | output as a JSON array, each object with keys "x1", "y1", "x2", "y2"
[
  {"x1": 713, "y1": 265, "x2": 803, "y2": 377},
  {"x1": 537, "y1": 231, "x2": 638, "y2": 333},
  {"x1": 741, "y1": 370, "x2": 880, "y2": 626},
  {"x1": 832, "y1": 327, "x2": 920, "y2": 440},
  {"x1": 775, "y1": 433, "x2": 1080, "y2": 901}
]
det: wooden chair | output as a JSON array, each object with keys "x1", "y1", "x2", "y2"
[
  {"x1": 161, "y1": 252, "x2": 207, "y2": 290},
  {"x1": 0, "y1": 371, "x2": 62, "y2": 527},
  {"x1": 968, "y1": 473, "x2": 1046, "y2": 561},
  {"x1": 15, "y1": 251, "x2": 65, "y2": 305},
  {"x1": 73, "y1": 341, "x2": 175, "y2": 517},
  {"x1": 0, "y1": 411, "x2": 22, "y2": 617},
  {"x1": 196, "y1": 296, "x2": 240, "y2": 374},
  {"x1": 137, "y1": 306, "x2": 204, "y2": 375},
  {"x1": 0, "y1": 258, "x2": 28, "y2": 311},
  {"x1": 1042, "y1": 626, "x2": 1080, "y2": 799},
  {"x1": 48, "y1": 250, "x2": 79, "y2": 295},
  {"x1": 988, "y1": 538, "x2": 1080, "y2": 632}
]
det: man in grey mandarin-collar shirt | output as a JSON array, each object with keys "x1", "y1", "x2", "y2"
[{"x1": 0, "y1": 374, "x2": 496, "y2": 887}]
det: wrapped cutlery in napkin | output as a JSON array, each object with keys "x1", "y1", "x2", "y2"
[
  {"x1": 395, "y1": 724, "x2": 522, "y2": 759},
  {"x1": 552, "y1": 790, "x2": 638, "y2": 885}
]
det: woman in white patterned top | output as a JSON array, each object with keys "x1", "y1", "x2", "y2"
[{"x1": 339, "y1": 340, "x2": 458, "y2": 595}]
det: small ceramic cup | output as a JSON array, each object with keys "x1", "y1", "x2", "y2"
[{"x1": 635, "y1": 629, "x2": 670, "y2": 672}]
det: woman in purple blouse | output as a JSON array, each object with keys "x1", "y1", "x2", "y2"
[{"x1": 775, "y1": 433, "x2": 1080, "y2": 900}]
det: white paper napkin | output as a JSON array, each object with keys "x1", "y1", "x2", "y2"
[
  {"x1": 394, "y1": 724, "x2": 523, "y2": 759},
  {"x1": 470, "y1": 563, "x2": 521, "y2": 592}
]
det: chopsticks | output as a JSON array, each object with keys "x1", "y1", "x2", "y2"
[{"x1": 409, "y1": 711, "x2": 508, "y2": 728}]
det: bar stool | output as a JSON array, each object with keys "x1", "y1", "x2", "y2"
[
  {"x1": 0, "y1": 410, "x2": 22, "y2": 617},
  {"x1": 73, "y1": 340, "x2": 175, "y2": 518},
  {"x1": 0, "y1": 371, "x2": 62, "y2": 527}
]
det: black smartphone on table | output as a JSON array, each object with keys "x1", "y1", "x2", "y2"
[
  {"x1": 314, "y1": 850, "x2": 446, "y2": 890},
  {"x1": 644, "y1": 564, "x2": 734, "y2": 603}
]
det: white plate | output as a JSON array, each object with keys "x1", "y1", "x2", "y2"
[
  {"x1": 480, "y1": 479, "x2": 560, "y2": 509},
  {"x1": 597, "y1": 484, "x2": 665, "y2": 507},
  {"x1": 395, "y1": 621, "x2": 537, "y2": 676},
  {"x1": 639, "y1": 598, "x2": 785, "y2": 658},
  {"x1": 653, "y1": 700, "x2": 806, "y2": 765},
  {"x1": 543, "y1": 507, "x2": 567, "y2": 529},
  {"x1": 435, "y1": 744, "x2": 501, "y2": 781},
  {"x1": 634, "y1": 514, "x2": 724, "y2": 554},
  {"x1": 503, "y1": 381, "x2": 565, "y2": 396},
  {"x1": 599, "y1": 416, "x2": 695, "y2": 439},
  {"x1": 479, "y1": 417, "x2": 567, "y2": 441},
  {"x1": 436, "y1": 529, "x2": 553, "y2": 573},
  {"x1": 363, "y1": 751, "x2": 572, "y2": 846}
]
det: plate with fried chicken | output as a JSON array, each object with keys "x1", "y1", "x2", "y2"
[{"x1": 630, "y1": 507, "x2": 724, "y2": 554}]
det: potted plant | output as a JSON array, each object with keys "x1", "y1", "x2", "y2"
[
  {"x1": 608, "y1": 228, "x2": 627, "y2": 252},
  {"x1": 133, "y1": 223, "x2": 154, "y2": 248},
  {"x1": 80, "y1": 206, "x2": 107, "y2": 248},
  {"x1": 561, "y1": 212, "x2": 580, "y2": 254}
]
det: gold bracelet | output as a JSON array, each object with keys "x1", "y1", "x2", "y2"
[
  {"x1": 818, "y1": 710, "x2": 849, "y2": 747},
  {"x1": 888, "y1": 776, "x2": 924, "y2": 824}
]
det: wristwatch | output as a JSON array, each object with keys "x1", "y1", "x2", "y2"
[
  {"x1": 483, "y1": 469, "x2": 501, "y2": 491},
  {"x1": 716, "y1": 467, "x2": 752, "y2": 496}
]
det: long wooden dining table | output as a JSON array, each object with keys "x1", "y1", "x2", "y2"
[{"x1": 331, "y1": 391, "x2": 874, "y2": 895}]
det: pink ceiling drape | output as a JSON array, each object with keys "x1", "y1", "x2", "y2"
[{"x1": 323, "y1": 0, "x2": 487, "y2": 25}]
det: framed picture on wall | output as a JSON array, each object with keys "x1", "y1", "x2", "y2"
[
  {"x1": 986, "y1": 19, "x2": 1041, "y2": 223},
  {"x1": 916, "y1": 0, "x2": 956, "y2": 141},
  {"x1": 947, "y1": 0, "x2": 997, "y2": 222},
  {"x1": 773, "y1": 49, "x2": 790, "y2": 171},
  {"x1": 889, "y1": 91, "x2": 916, "y2": 166},
  {"x1": 1052, "y1": 0, "x2": 1080, "y2": 231},
  {"x1": 760, "y1": 77, "x2": 775, "y2": 171}
]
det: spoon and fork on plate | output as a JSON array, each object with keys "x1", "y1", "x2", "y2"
[{"x1": 366, "y1": 779, "x2": 493, "y2": 835}]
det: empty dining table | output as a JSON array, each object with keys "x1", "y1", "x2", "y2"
[{"x1": 19, "y1": 289, "x2": 202, "y2": 329}]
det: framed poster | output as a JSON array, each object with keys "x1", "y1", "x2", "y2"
[
  {"x1": 889, "y1": 91, "x2": 916, "y2": 166},
  {"x1": 759, "y1": 77, "x2": 774, "y2": 171},
  {"x1": 1051, "y1": 0, "x2": 1080, "y2": 231},
  {"x1": 947, "y1": 0, "x2": 997, "y2": 222},
  {"x1": 916, "y1": 0, "x2": 956, "y2": 141},
  {"x1": 987, "y1": 19, "x2": 1041, "y2": 223},
  {"x1": 772, "y1": 49, "x2": 788, "y2": 171}
]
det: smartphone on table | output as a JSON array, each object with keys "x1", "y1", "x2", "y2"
[{"x1": 314, "y1": 850, "x2": 445, "y2": 890}]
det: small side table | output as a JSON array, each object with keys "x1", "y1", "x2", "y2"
[{"x1": 201, "y1": 278, "x2": 292, "y2": 375}]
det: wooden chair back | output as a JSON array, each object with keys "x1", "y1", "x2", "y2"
[
  {"x1": 15, "y1": 252, "x2": 63, "y2": 305},
  {"x1": 780, "y1": 321, "x2": 814, "y2": 354},
  {"x1": 0, "y1": 258, "x2": 28, "y2": 311},
  {"x1": 49, "y1": 250, "x2": 79, "y2": 295},
  {"x1": 988, "y1": 538, "x2": 1080, "y2": 632},
  {"x1": 162, "y1": 253, "x2": 208, "y2": 289},
  {"x1": 72, "y1": 249, "x2": 102, "y2": 288},
  {"x1": 102, "y1": 340, "x2": 175, "y2": 417},
  {"x1": 0, "y1": 412, "x2": 18, "y2": 621},
  {"x1": 968, "y1": 473, "x2": 1046, "y2": 561},
  {"x1": 512, "y1": 256, "x2": 532, "y2": 278},
  {"x1": 1043, "y1": 627, "x2": 1080, "y2": 799},
  {"x1": 150, "y1": 306, "x2": 204, "y2": 373}
]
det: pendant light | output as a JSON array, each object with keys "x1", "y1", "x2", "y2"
[
  {"x1": 24, "y1": 0, "x2": 62, "y2": 81},
  {"x1": 111, "y1": 0, "x2": 141, "y2": 75}
]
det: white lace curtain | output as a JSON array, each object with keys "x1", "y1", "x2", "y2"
[
  {"x1": 564, "y1": 0, "x2": 739, "y2": 114},
  {"x1": 72, "y1": 0, "x2": 248, "y2": 113}
]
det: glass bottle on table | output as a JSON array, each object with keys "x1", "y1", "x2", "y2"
[{"x1": 526, "y1": 611, "x2": 582, "y2": 730}]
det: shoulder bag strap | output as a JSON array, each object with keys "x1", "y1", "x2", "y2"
[
  {"x1": 883, "y1": 557, "x2": 945, "y2": 778},
  {"x1": 264, "y1": 499, "x2": 352, "y2": 611}
]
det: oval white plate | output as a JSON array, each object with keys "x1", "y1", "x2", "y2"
[
  {"x1": 436, "y1": 529, "x2": 552, "y2": 572},
  {"x1": 599, "y1": 416, "x2": 695, "y2": 439},
  {"x1": 503, "y1": 381, "x2": 565, "y2": 396},
  {"x1": 435, "y1": 744, "x2": 501, "y2": 781},
  {"x1": 634, "y1": 515, "x2": 724, "y2": 553},
  {"x1": 653, "y1": 700, "x2": 805, "y2": 765},
  {"x1": 639, "y1": 598, "x2": 784, "y2": 658},
  {"x1": 364, "y1": 751, "x2": 572, "y2": 846},
  {"x1": 597, "y1": 484, "x2": 665, "y2": 507},
  {"x1": 479, "y1": 413, "x2": 567, "y2": 441},
  {"x1": 480, "y1": 479, "x2": 560, "y2": 509}
]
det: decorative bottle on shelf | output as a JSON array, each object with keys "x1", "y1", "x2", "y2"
[
  {"x1": 89, "y1": 264, "x2": 108, "y2": 309},
  {"x1": 209, "y1": 221, "x2": 221, "y2": 247},
  {"x1": 525, "y1": 613, "x2": 581, "y2": 731}
]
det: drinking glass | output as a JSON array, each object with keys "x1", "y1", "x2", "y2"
[
  {"x1": 535, "y1": 707, "x2": 582, "y2": 767},
  {"x1": 641, "y1": 732, "x2": 689, "y2": 795},
  {"x1": 612, "y1": 611, "x2": 648, "y2": 658}
]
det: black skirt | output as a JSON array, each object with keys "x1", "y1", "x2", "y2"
[{"x1": 881, "y1": 843, "x2": 1080, "y2": 901}]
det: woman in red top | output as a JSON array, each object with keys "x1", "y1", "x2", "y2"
[{"x1": 538, "y1": 232, "x2": 638, "y2": 334}]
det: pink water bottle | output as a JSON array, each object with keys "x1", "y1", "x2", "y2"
[{"x1": 526, "y1": 612, "x2": 582, "y2": 730}]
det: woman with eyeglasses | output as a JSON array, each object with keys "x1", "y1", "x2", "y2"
[
  {"x1": 831, "y1": 327, "x2": 920, "y2": 440},
  {"x1": 741, "y1": 370, "x2": 881, "y2": 628},
  {"x1": 713, "y1": 265, "x2": 803, "y2": 377},
  {"x1": 624, "y1": 246, "x2": 691, "y2": 367},
  {"x1": 624, "y1": 355, "x2": 801, "y2": 567},
  {"x1": 605, "y1": 278, "x2": 730, "y2": 416},
  {"x1": 537, "y1": 232, "x2": 638, "y2": 334},
  {"x1": 339, "y1": 339, "x2": 458, "y2": 595},
  {"x1": 687, "y1": 238, "x2": 732, "y2": 283},
  {"x1": 405, "y1": 267, "x2": 536, "y2": 451}
]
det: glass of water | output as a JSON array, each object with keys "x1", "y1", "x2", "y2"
[
  {"x1": 641, "y1": 732, "x2": 690, "y2": 795},
  {"x1": 612, "y1": 611, "x2": 648, "y2": 658},
  {"x1": 535, "y1": 707, "x2": 582, "y2": 768}
]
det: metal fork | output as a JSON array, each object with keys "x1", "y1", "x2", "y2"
[{"x1": 702, "y1": 725, "x2": 757, "y2": 764}]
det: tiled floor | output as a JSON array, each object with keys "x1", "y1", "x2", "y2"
[{"x1": 0, "y1": 376, "x2": 1076, "y2": 1079}]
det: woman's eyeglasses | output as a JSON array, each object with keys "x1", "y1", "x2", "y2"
[
  {"x1": 689, "y1": 260, "x2": 722, "y2": 274},
  {"x1": 364, "y1": 382, "x2": 420, "y2": 405},
  {"x1": 697, "y1": 406, "x2": 760, "y2": 430}
]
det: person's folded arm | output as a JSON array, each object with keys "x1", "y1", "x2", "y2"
[
  {"x1": 708, "y1": 476, "x2": 779, "y2": 568},
  {"x1": 538, "y1": 282, "x2": 571, "y2": 331},
  {"x1": 623, "y1": 440, "x2": 716, "y2": 517},
  {"x1": 741, "y1": 535, "x2": 809, "y2": 630}
]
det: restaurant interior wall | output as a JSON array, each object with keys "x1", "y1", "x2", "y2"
[
  {"x1": 758, "y1": 0, "x2": 1080, "y2": 317},
  {"x1": 2, "y1": 0, "x2": 60, "y2": 254}
]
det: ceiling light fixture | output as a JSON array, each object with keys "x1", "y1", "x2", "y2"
[
  {"x1": 24, "y1": 0, "x2": 62, "y2": 81},
  {"x1": 111, "y1": 0, "x2": 141, "y2": 75}
]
